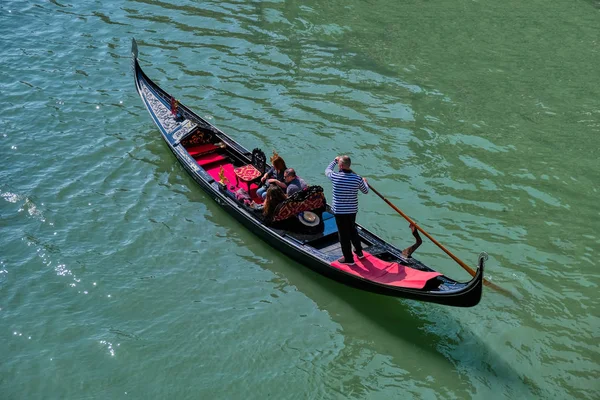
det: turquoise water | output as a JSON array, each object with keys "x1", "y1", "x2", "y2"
[{"x1": 1, "y1": 0, "x2": 598, "y2": 398}]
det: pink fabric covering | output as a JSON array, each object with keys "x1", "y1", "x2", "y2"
[
  {"x1": 205, "y1": 162, "x2": 237, "y2": 187},
  {"x1": 330, "y1": 252, "x2": 442, "y2": 289},
  {"x1": 196, "y1": 153, "x2": 226, "y2": 167},
  {"x1": 204, "y1": 162, "x2": 263, "y2": 203},
  {"x1": 186, "y1": 143, "x2": 218, "y2": 157}
]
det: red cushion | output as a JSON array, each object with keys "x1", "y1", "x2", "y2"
[
  {"x1": 233, "y1": 164, "x2": 261, "y2": 181},
  {"x1": 196, "y1": 153, "x2": 226, "y2": 167},
  {"x1": 187, "y1": 143, "x2": 218, "y2": 157}
]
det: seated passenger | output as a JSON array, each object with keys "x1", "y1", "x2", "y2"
[
  {"x1": 282, "y1": 168, "x2": 307, "y2": 196},
  {"x1": 263, "y1": 186, "x2": 287, "y2": 222},
  {"x1": 257, "y1": 156, "x2": 287, "y2": 199}
]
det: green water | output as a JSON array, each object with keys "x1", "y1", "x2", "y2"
[{"x1": 1, "y1": 0, "x2": 598, "y2": 398}]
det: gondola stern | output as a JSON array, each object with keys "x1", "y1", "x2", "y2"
[
  {"x1": 463, "y1": 252, "x2": 487, "y2": 307},
  {"x1": 477, "y1": 251, "x2": 487, "y2": 275},
  {"x1": 443, "y1": 252, "x2": 487, "y2": 308}
]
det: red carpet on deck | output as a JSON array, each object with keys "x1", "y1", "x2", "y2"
[
  {"x1": 204, "y1": 162, "x2": 262, "y2": 203},
  {"x1": 330, "y1": 252, "x2": 442, "y2": 289}
]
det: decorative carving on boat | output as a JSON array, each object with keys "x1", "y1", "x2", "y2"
[
  {"x1": 170, "y1": 97, "x2": 179, "y2": 117},
  {"x1": 181, "y1": 129, "x2": 213, "y2": 147},
  {"x1": 173, "y1": 120, "x2": 197, "y2": 142},
  {"x1": 174, "y1": 145, "x2": 200, "y2": 172},
  {"x1": 218, "y1": 165, "x2": 229, "y2": 185},
  {"x1": 140, "y1": 84, "x2": 178, "y2": 132}
]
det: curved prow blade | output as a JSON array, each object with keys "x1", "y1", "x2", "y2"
[
  {"x1": 131, "y1": 38, "x2": 139, "y2": 59},
  {"x1": 131, "y1": 38, "x2": 143, "y2": 95}
]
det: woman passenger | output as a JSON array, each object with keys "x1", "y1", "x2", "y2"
[
  {"x1": 263, "y1": 186, "x2": 287, "y2": 222},
  {"x1": 257, "y1": 156, "x2": 287, "y2": 199}
]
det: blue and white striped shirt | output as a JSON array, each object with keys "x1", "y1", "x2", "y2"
[{"x1": 325, "y1": 160, "x2": 369, "y2": 214}]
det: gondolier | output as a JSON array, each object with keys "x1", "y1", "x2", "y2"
[{"x1": 325, "y1": 155, "x2": 369, "y2": 265}]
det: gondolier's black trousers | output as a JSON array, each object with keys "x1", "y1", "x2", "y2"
[{"x1": 334, "y1": 213, "x2": 363, "y2": 262}]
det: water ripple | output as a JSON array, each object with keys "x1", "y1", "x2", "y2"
[{"x1": 1, "y1": 0, "x2": 599, "y2": 399}]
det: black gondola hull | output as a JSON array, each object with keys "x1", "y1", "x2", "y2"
[{"x1": 132, "y1": 39, "x2": 484, "y2": 307}]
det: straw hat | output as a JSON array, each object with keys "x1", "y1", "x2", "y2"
[{"x1": 298, "y1": 211, "x2": 320, "y2": 227}]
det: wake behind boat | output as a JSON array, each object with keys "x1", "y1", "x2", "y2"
[{"x1": 131, "y1": 39, "x2": 484, "y2": 307}]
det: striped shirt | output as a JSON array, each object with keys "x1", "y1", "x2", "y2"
[{"x1": 325, "y1": 160, "x2": 369, "y2": 214}]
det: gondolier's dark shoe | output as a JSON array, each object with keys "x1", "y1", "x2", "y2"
[
  {"x1": 354, "y1": 251, "x2": 365, "y2": 259},
  {"x1": 337, "y1": 258, "x2": 355, "y2": 265}
]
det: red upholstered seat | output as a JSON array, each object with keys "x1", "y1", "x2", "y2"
[
  {"x1": 272, "y1": 191, "x2": 325, "y2": 222},
  {"x1": 196, "y1": 153, "x2": 226, "y2": 167},
  {"x1": 186, "y1": 143, "x2": 218, "y2": 157}
]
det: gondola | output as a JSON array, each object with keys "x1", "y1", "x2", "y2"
[{"x1": 131, "y1": 39, "x2": 485, "y2": 307}]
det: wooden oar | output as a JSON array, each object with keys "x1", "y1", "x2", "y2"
[{"x1": 368, "y1": 183, "x2": 511, "y2": 295}]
